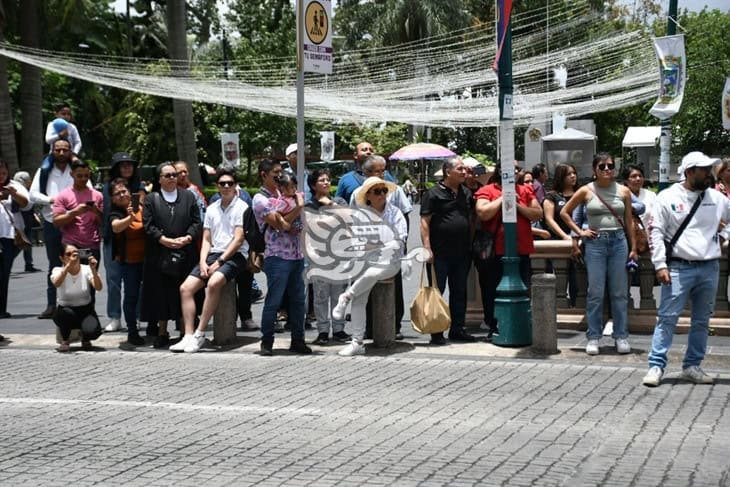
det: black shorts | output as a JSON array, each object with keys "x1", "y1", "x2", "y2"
[{"x1": 190, "y1": 252, "x2": 246, "y2": 283}]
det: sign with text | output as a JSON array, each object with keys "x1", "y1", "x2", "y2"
[{"x1": 300, "y1": 0, "x2": 333, "y2": 74}]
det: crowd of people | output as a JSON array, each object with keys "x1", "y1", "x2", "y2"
[{"x1": 0, "y1": 103, "x2": 729, "y2": 387}]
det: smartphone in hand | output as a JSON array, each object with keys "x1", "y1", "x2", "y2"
[{"x1": 131, "y1": 193, "x2": 140, "y2": 213}]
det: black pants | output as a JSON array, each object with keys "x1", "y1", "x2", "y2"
[
  {"x1": 477, "y1": 255, "x2": 531, "y2": 328},
  {"x1": 236, "y1": 268, "x2": 254, "y2": 322},
  {"x1": 53, "y1": 303, "x2": 100, "y2": 341}
]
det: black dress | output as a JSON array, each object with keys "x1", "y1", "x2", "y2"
[{"x1": 140, "y1": 190, "x2": 201, "y2": 322}]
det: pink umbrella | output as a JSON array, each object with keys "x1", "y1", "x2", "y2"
[{"x1": 389, "y1": 143, "x2": 456, "y2": 161}]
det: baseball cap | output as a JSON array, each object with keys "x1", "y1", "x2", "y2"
[
  {"x1": 111, "y1": 152, "x2": 137, "y2": 166},
  {"x1": 677, "y1": 151, "x2": 720, "y2": 178},
  {"x1": 285, "y1": 143, "x2": 298, "y2": 157}
]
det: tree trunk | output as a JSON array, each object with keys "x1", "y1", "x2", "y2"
[
  {"x1": 18, "y1": 0, "x2": 43, "y2": 172},
  {"x1": 166, "y1": 0, "x2": 202, "y2": 187},
  {"x1": 0, "y1": 3, "x2": 19, "y2": 171}
]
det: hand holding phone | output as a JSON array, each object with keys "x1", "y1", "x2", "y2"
[{"x1": 131, "y1": 193, "x2": 140, "y2": 213}]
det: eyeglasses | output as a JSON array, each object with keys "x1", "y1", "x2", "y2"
[
  {"x1": 161, "y1": 173, "x2": 178, "y2": 179},
  {"x1": 370, "y1": 187, "x2": 389, "y2": 196},
  {"x1": 597, "y1": 163, "x2": 615, "y2": 171},
  {"x1": 218, "y1": 180, "x2": 235, "y2": 188}
]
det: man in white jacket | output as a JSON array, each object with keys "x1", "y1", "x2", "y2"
[{"x1": 643, "y1": 151, "x2": 730, "y2": 387}]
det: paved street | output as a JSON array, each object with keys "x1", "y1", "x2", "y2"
[{"x1": 3, "y1": 213, "x2": 730, "y2": 485}]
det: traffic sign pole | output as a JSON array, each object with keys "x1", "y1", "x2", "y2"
[{"x1": 296, "y1": 0, "x2": 305, "y2": 192}]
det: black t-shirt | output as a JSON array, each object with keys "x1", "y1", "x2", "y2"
[
  {"x1": 544, "y1": 191, "x2": 572, "y2": 238},
  {"x1": 420, "y1": 182, "x2": 472, "y2": 257}
]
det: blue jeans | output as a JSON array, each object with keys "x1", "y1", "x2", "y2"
[
  {"x1": 584, "y1": 230, "x2": 628, "y2": 340},
  {"x1": 648, "y1": 260, "x2": 719, "y2": 370},
  {"x1": 261, "y1": 257, "x2": 305, "y2": 343},
  {"x1": 43, "y1": 221, "x2": 63, "y2": 307},
  {"x1": 119, "y1": 262, "x2": 144, "y2": 333},
  {"x1": 103, "y1": 240, "x2": 122, "y2": 320}
]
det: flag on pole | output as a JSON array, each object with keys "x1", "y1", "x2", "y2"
[
  {"x1": 649, "y1": 35, "x2": 686, "y2": 120},
  {"x1": 492, "y1": 0, "x2": 513, "y2": 71},
  {"x1": 722, "y1": 77, "x2": 730, "y2": 131}
]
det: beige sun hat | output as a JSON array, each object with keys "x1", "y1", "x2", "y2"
[{"x1": 355, "y1": 176, "x2": 398, "y2": 207}]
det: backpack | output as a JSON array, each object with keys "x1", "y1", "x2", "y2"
[{"x1": 243, "y1": 206, "x2": 265, "y2": 253}]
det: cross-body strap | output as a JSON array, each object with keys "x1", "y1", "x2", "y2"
[
  {"x1": 669, "y1": 190, "x2": 705, "y2": 247},
  {"x1": 0, "y1": 198, "x2": 18, "y2": 226},
  {"x1": 588, "y1": 183, "x2": 624, "y2": 228}
]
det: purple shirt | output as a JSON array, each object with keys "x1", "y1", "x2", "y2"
[{"x1": 253, "y1": 188, "x2": 303, "y2": 260}]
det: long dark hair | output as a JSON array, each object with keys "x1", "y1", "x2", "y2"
[
  {"x1": 551, "y1": 163, "x2": 577, "y2": 193},
  {"x1": 108, "y1": 161, "x2": 141, "y2": 193},
  {"x1": 0, "y1": 160, "x2": 9, "y2": 186}
]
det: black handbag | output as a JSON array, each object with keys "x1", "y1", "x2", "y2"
[
  {"x1": 472, "y1": 229, "x2": 495, "y2": 262},
  {"x1": 159, "y1": 248, "x2": 188, "y2": 278}
]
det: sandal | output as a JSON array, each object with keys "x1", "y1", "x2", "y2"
[{"x1": 57, "y1": 342, "x2": 70, "y2": 353}]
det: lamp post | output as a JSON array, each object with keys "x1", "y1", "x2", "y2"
[
  {"x1": 658, "y1": 0, "x2": 678, "y2": 191},
  {"x1": 493, "y1": 3, "x2": 532, "y2": 347}
]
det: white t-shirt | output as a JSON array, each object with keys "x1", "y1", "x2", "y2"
[
  {"x1": 636, "y1": 187, "x2": 657, "y2": 229},
  {"x1": 204, "y1": 197, "x2": 249, "y2": 256},
  {"x1": 51, "y1": 265, "x2": 94, "y2": 307},
  {"x1": 0, "y1": 181, "x2": 31, "y2": 239},
  {"x1": 30, "y1": 165, "x2": 74, "y2": 223}
]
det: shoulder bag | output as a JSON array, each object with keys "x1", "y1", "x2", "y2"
[
  {"x1": 664, "y1": 191, "x2": 704, "y2": 263},
  {"x1": 1, "y1": 201, "x2": 32, "y2": 251}
]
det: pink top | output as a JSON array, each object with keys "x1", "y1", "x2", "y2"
[{"x1": 53, "y1": 186, "x2": 104, "y2": 249}]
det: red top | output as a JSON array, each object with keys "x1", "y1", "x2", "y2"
[{"x1": 474, "y1": 183, "x2": 536, "y2": 256}]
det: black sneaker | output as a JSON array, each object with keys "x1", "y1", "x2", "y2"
[
  {"x1": 449, "y1": 331, "x2": 477, "y2": 342},
  {"x1": 313, "y1": 333, "x2": 329, "y2": 345},
  {"x1": 153, "y1": 335, "x2": 170, "y2": 349},
  {"x1": 430, "y1": 334, "x2": 447, "y2": 346},
  {"x1": 25, "y1": 266, "x2": 40, "y2": 273},
  {"x1": 395, "y1": 333, "x2": 404, "y2": 341},
  {"x1": 127, "y1": 334, "x2": 146, "y2": 347},
  {"x1": 260, "y1": 341, "x2": 273, "y2": 356},
  {"x1": 332, "y1": 331, "x2": 351, "y2": 343},
  {"x1": 289, "y1": 339, "x2": 312, "y2": 354}
]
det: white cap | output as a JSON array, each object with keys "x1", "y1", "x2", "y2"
[
  {"x1": 678, "y1": 151, "x2": 720, "y2": 177},
  {"x1": 462, "y1": 157, "x2": 481, "y2": 168},
  {"x1": 285, "y1": 143, "x2": 298, "y2": 157}
]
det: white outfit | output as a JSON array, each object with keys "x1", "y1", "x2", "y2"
[
  {"x1": 649, "y1": 184, "x2": 730, "y2": 271},
  {"x1": 29, "y1": 165, "x2": 74, "y2": 223},
  {"x1": 344, "y1": 204, "x2": 407, "y2": 343},
  {"x1": 51, "y1": 265, "x2": 95, "y2": 307},
  {"x1": 45, "y1": 121, "x2": 82, "y2": 154},
  {"x1": 204, "y1": 198, "x2": 249, "y2": 256},
  {"x1": 636, "y1": 187, "x2": 657, "y2": 229},
  {"x1": 0, "y1": 181, "x2": 31, "y2": 239}
]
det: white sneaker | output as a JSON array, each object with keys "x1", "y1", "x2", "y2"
[
  {"x1": 479, "y1": 320, "x2": 489, "y2": 330},
  {"x1": 104, "y1": 318, "x2": 122, "y2": 332},
  {"x1": 585, "y1": 339, "x2": 600, "y2": 355},
  {"x1": 338, "y1": 340, "x2": 365, "y2": 357},
  {"x1": 169, "y1": 334, "x2": 193, "y2": 352},
  {"x1": 332, "y1": 292, "x2": 352, "y2": 321},
  {"x1": 184, "y1": 334, "x2": 206, "y2": 353},
  {"x1": 642, "y1": 366, "x2": 663, "y2": 387},
  {"x1": 241, "y1": 319, "x2": 259, "y2": 331},
  {"x1": 615, "y1": 338, "x2": 631, "y2": 354},
  {"x1": 681, "y1": 365, "x2": 714, "y2": 384}
]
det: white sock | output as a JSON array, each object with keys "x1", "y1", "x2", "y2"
[{"x1": 193, "y1": 330, "x2": 204, "y2": 338}]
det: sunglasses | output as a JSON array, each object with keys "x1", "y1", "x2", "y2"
[
  {"x1": 218, "y1": 180, "x2": 235, "y2": 188},
  {"x1": 64, "y1": 251, "x2": 78, "y2": 256},
  {"x1": 597, "y1": 163, "x2": 615, "y2": 171},
  {"x1": 161, "y1": 172, "x2": 178, "y2": 179},
  {"x1": 370, "y1": 187, "x2": 389, "y2": 196}
]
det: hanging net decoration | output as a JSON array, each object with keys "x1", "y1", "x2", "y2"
[{"x1": 0, "y1": 1, "x2": 657, "y2": 128}]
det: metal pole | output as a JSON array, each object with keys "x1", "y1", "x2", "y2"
[
  {"x1": 222, "y1": 29, "x2": 233, "y2": 131},
  {"x1": 493, "y1": 4, "x2": 531, "y2": 347},
  {"x1": 126, "y1": 0, "x2": 132, "y2": 57},
  {"x1": 296, "y1": 0, "x2": 305, "y2": 193},
  {"x1": 658, "y1": 0, "x2": 678, "y2": 191}
]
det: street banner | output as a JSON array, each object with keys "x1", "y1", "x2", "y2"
[
  {"x1": 221, "y1": 133, "x2": 240, "y2": 167},
  {"x1": 649, "y1": 35, "x2": 686, "y2": 120},
  {"x1": 299, "y1": 0, "x2": 333, "y2": 74},
  {"x1": 320, "y1": 131, "x2": 334, "y2": 161},
  {"x1": 493, "y1": 0, "x2": 513, "y2": 71},
  {"x1": 723, "y1": 77, "x2": 730, "y2": 130}
]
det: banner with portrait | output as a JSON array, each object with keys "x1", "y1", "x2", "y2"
[
  {"x1": 320, "y1": 131, "x2": 335, "y2": 161},
  {"x1": 649, "y1": 35, "x2": 686, "y2": 120},
  {"x1": 723, "y1": 77, "x2": 730, "y2": 131},
  {"x1": 221, "y1": 133, "x2": 240, "y2": 167}
]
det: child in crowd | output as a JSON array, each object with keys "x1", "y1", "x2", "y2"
[{"x1": 269, "y1": 173, "x2": 302, "y2": 232}]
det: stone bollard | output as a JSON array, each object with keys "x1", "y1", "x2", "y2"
[
  {"x1": 371, "y1": 278, "x2": 396, "y2": 348},
  {"x1": 531, "y1": 273, "x2": 559, "y2": 354},
  {"x1": 213, "y1": 280, "x2": 238, "y2": 346}
]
